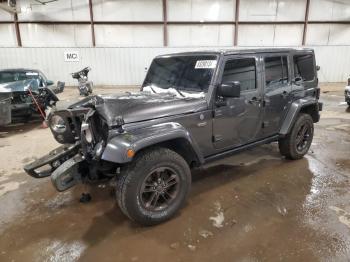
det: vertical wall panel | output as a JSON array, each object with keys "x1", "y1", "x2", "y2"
[
  {"x1": 0, "y1": 9, "x2": 13, "y2": 21},
  {"x1": 313, "y1": 46, "x2": 350, "y2": 82},
  {"x1": 238, "y1": 25, "x2": 275, "y2": 46},
  {"x1": 94, "y1": 25, "x2": 163, "y2": 47},
  {"x1": 306, "y1": 24, "x2": 330, "y2": 45},
  {"x1": 328, "y1": 24, "x2": 350, "y2": 45},
  {"x1": 168, "y1": 25, "x2": 233, "y2": 46},
  {"x1": 274, "y1": 24, "x2": 304, "y2": 46},
  {"x1": 18, "y1": 0, "x2": 90, "y2": 21},
  {"x1": 307, "y1": 24, "x2": 350, "y2": 46},
  {"x1": 0, "y1": 24, "x2": 17, "y2": 47},
  {"x1": 239, "y1": 24, "x2": 303, "y2": 46},
  {"x1": 20, "y1": 24, "x2": 91, "y2": 47},
  {"x1": 309, "y1": 0, "x2": 350, "y2": 21},
  {"x1": 92, "y1": 0, "x2": 163, "y2": 21},
  {"x1": 167, "y1": 0, "x2": 235, "y2": 21},
  {"x1": 240, "y1": 0, "x2": 306, "y2": 21}
]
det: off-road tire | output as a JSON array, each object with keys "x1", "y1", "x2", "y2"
[
  {"x1": 116, "y1": 147, "x2": 191, "y2": 226},
  {"x1": 278, "y1": 113, "x2": 314, "y2": 160}
]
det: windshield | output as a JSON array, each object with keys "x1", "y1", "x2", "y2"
[
  {"x1": 142, "y1": 55, "x2": 217, "y2": 93},
  {"x1": 0, "y1": 71, "x2": 43, "y2": 84}
]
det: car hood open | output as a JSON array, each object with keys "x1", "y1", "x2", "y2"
[{"x1": 68, "y1": 91, "x2": 208, "y2": 126}]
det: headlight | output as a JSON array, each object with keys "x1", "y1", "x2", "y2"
[
  {"x1": 50, "y1": 115, "x2": 66, "y2": 133},
  {"x1": 81, "y1": 122, "x2": 93, "y2": 143}
]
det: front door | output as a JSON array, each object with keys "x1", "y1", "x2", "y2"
[
  {"x1": 262, "y1": 55, "x2": 292, "y2": 136},
  {"x1": 213, "y1": 56, "x2": 264, "y2": 150}
]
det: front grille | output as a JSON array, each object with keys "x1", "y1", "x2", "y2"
[{"x1": 66, "y1": 115, "x2": 84, "y2": 140}]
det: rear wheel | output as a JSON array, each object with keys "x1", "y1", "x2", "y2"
[
  {"x1": 116, "y1": 147, "x2": 191, "y2": 226},
  {"x1": 279, "y1": 113, "x2": 314, "y2": 160}
]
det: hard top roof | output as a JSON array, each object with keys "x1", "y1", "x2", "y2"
[{"x1": 157, "y1": 47, "x2": 314, "y2": 58}]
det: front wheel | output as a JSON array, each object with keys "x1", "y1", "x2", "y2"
[
  {"x1": 278, "y1": 113, "x2": 314, "y2": 160},
  {"x1": 116, "y1": 147, "x2": 191, "y2": 226}
]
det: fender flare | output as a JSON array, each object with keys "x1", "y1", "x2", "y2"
[
  {"x1": 279, "y1": 98, "x2": 320, "y2": 135},
  {"x1": 101, "y1": 122, "x2": 204, "y2": 164}
]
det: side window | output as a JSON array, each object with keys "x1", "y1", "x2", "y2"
[
  {"x1": 264, "y1": 56, "x2": 288, "y2": 89},
  {"x1": 293, "y1": 54, "x2": 315, "y2": 81},
  {"x1": 222, "y1": 58, "x2": 256, "y2": 92}
]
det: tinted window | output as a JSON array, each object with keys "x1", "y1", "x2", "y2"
[
  {"x1": 143, "y1": 55, "x2": 217, "y2": 92},
  {"x1": 264, "y1": 56, "x2": 288, "y2": 89},
  {"x1": 222, "y1": 58, "x2": 256, "y2": 91},
  {"x1": 293, "y1": 54, "x2": 315, "y2": 81},
  {"x1": 0, "y1": 71, "x2": 40, "y2": 84}
]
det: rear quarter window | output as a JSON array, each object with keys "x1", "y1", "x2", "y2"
[{"x1": 293, "y1": 54, "x2": 315, "y2": 82}]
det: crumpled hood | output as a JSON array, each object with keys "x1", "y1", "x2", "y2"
[{"x1": 69, "y1": 91, "x2": 207, "y2": 126}]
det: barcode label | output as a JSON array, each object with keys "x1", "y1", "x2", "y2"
[{"x1": 195, "y1": 60, "x2": 217, "y2": 69}]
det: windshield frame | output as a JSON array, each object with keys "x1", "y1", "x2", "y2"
[{"x1": 142, "y1": 53, "x2": 220, "y2": 101}]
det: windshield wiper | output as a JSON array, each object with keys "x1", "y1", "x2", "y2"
[
  {"x1": 148, "y1": 86, "x2": 158, "y2": 94},
  {"x1": 167, "y1": 85, "x2": 185, "y2": 97},
  {"x1": 174, "y1": 88, "x2": 185, "y2": 97}
]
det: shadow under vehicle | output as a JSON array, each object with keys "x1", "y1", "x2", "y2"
[
  {"x1": 0, "y1": 69, "x2": 64, "y2": 126},
  {"x1": 25, "y1": 48, "x2": 322, "y2": 226}
]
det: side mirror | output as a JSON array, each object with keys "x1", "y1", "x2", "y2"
[
  {"x1": 46, "y1": 80, "x2": 54, "y2": 86},
  {"x1": 217, "y1": 81, "x2": 241, "y2": 98},
  {"x1": 316, "y1": 65, "x2": 320, "y2": 71}
]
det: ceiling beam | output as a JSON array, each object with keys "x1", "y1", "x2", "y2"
[
  {"x1": 302, "y1": 0, "x2": 311, "y2": 45},
  {"x1": 2, "y1": 20, "x2": 350, "y2": 25},
  {"x1": 234, "y1": 0, "x2": 240, "y2": 46},
  {"x1": 14, "y1": 13, "x2": 22, "y2": 47},
  {"x1": 162, "y1": 0, "x2": 168, "y2": 46},
  {"x1": 88, "y1": 0, "x2": 95, "y2": 47}
]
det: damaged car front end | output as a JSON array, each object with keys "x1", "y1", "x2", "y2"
[
  {"x1": 0, "y1": 69, "x2": 65, "y2": 125},
  {"x1": 24, "y1": 95, "x2": 132, "y2": 191}
]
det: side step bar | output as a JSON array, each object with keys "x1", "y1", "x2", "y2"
[{"x1": 204, "y1": 135, "x2": 280, "y2": 163}]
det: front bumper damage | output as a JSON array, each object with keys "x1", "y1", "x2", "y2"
[{"x1": 24, "y1": 143, "x2": 85, "y2": 191}]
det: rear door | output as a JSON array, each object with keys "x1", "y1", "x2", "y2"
[
  {"x1": 212, "y1": 55, "x2": 264, "y2": 150},
  {"x1": 262, "y1": 54, "x2": 292, "y2": 136}
]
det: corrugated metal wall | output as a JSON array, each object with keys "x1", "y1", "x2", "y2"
[{"x1": 0, "y1": 46, "x2": 349, "y2": 86}]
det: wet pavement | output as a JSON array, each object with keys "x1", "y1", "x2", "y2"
[{"x1": 0, "y1": 85, "x2": 350, "y2": 262}]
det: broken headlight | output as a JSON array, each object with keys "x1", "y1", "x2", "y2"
[
  {"x1": 81, "y1": 122, "x2": 93, "y2": 143},
  {"x1": 50, "y1": 115, "x2": 67, "y2": 133}
]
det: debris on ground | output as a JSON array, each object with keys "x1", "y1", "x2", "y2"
[
  {"x1": 209, "y1": 201, "x2": 225, "y2": 228},
  {"x1": 198, "y1": 229, "x2": 213, "y2": 239},
  {"x1": 187, "y1": 244, "x2": 196, "y2": 251},
  {"x1": 170, "y1": 242, "x2": 180, "y2": 249},
  {"x1": 277, "y1": 206, "x2": 288, "y2": 216}
]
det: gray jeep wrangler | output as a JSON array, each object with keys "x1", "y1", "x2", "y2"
[{"x1": 24, "y1": 48, "x2": 322, "y2": 225}]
